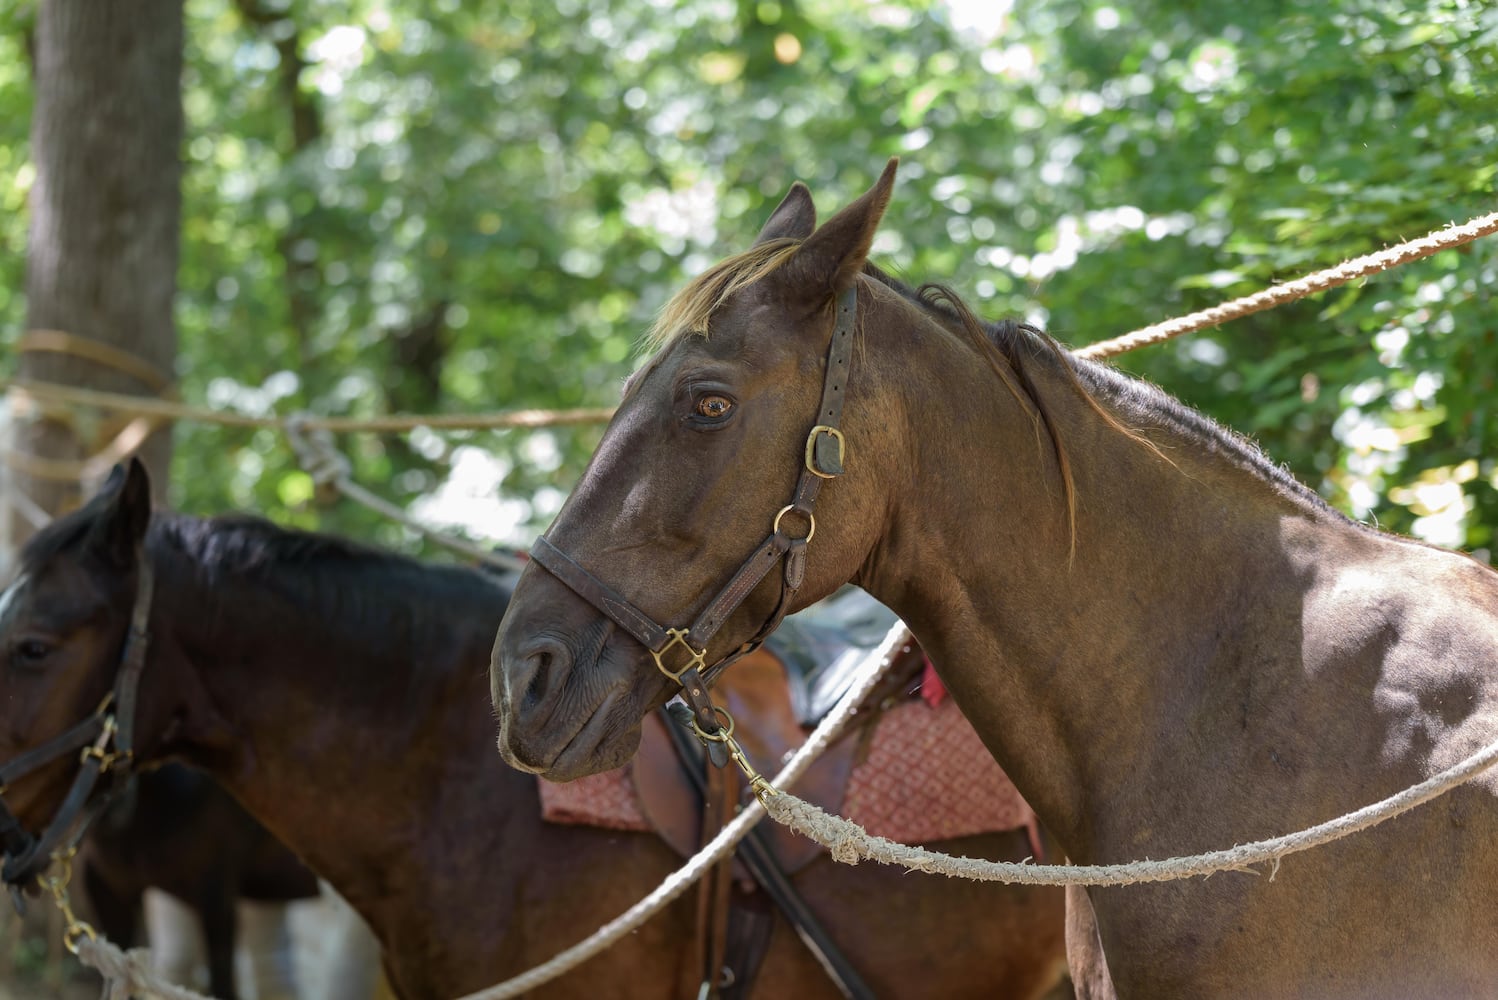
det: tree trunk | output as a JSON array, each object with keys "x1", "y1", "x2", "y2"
[{"x1": 5, "y1": 0, "x2": 184, "y2": 556}]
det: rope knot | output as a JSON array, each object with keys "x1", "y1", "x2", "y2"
[{"x1": 283, "y1": 412, "x2": 352, "y2": 492}]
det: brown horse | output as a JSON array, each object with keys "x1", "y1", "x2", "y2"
[
  {"x1": 79, "y1": 764, "x2": 319, "y2": 999},
  {"x1": 492, "y1": 160, "x2": 1498, "y2": 999},
  {"x1": 0, "y1": 460, "x2": 1066, "y2": 999}
]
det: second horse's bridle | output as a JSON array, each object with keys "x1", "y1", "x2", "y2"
[
  {"x1": 528, "y1": 286, "x2": 858, "y2": 764},
  {"x1": 0, "y1": 550, "x2": 154, "y2": 910}
]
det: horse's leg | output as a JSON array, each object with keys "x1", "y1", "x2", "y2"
[
  {"x1": 193, "y1": 884, "x2": 240, "y2": 1000},
  {"x1": 1065, "y1": 885, "x2": 1117, "y2": 1000},
  {"x1": 80, "y1": 860, "x2": 140, "y2": 950}
]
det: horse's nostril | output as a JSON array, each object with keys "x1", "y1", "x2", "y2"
[
  {"x1": 523, "y1": 649, "x2": 553, "y2": 711},
  {"x1": 512, "y1": 638, "x2": 571, "y2": 720}
]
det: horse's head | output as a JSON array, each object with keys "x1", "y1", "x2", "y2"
[
  {"x1": 494, "y1": 160, "x2": 912, "y2": 780},
  {"x1": 0, "y1": 459, "x2": 152, "y2": 879}
]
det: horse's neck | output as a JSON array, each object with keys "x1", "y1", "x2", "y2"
[
  {"x1": 148, "y1": 526, "x2": 522, "y2": 923},
  {"x1": 860, "y1": 343, "x2": 1352, "y2": 860}
]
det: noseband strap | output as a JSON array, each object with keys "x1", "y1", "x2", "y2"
[
  {"x1": 531, "y1": 287, "x2": 858, "y2": 751},
  {"x1": 0, "y1": 549, "x2": 155, "y2": 895}
]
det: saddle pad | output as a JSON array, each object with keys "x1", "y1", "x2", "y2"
[
  {"x1": 841, "y1": 696, "x2": 1035, "y2": 843},
  {"x1": 536, "y1": 766, "x2": 651, "y2": 832},
  {"x1": 538, "y1": 696, "x2": 1034, "y2": 846}
]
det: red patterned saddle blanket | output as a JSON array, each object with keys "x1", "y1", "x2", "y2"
[{"x1": 538, "y1": 646, "x2": 1039, "y2": 863}]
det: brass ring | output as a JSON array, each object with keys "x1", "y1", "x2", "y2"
[
  {"x1": 63, "y1": 920, "x2": 97, "y2": 955},
  {"x1": 772, "y1": 505, "x2": 816, "y2": 543},
  {"x1": 690, "y1": 706, "x2": 736, "y2": 742}
]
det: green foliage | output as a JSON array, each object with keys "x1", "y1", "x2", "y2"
[
  {"x1": 0, "y1": 5, "x2": 31, "y2": 350},
  {"x1": 2, "y1": 0, "x2": 1494, "y2": 557}
]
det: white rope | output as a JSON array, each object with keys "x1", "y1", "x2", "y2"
[
  {"x1": 73, "y1": 937, "x2": 216, "y2": 1000},
  {"x1": 1074, "y1": 209, "x2": 1498, "y2": 360},
  {"x1": 282, "y1": 413, "x2": 527, "y2": 573},
  {"x1": 450, "y1": 622, "x2": 913, "y2": 1000},
  {"x1": 4, "y1": 477, "x2": 52, "y2": 530},
  {"x1": 764, "y1": 731, "x2": 1498, "y2": 886}
]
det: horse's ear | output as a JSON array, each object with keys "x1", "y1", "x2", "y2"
[
  {"x1": 782, "y1": 157, "x2": 898, "y2": 299},
  {"x1": 87, "y1": 458, "x2": 153, "y2": 567},
  {"x1": 754, "y1": 181, "x2": 817, "y2": 244}
]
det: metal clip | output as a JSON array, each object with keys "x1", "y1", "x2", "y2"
[
  {"x1": 690, "y1": 708, "x2": 779, "y2": 802},
  {"x1": 42, "y1": 849, "x2": 96, "y2": 955}
]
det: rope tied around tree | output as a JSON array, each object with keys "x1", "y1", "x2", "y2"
[{"x1": 3, "y1": 331, "x2": 177, "y2": 488}]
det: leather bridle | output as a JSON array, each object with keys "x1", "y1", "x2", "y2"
[
  {"x1": 0, "y1": 549, "x2": 154, "y2": 904},
  {"x1": 529, "y1": 287, "x2": 858, "y2": 759}
]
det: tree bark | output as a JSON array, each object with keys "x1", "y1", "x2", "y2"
[{"x1": 6, "y1": 0, "x2": 184, "y2": 554}]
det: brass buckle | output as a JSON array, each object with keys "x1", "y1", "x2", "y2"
[
  {"x1": 773, "y1": 504, "x2": 816, "y2": 543},
  {"x1": 651, "y1": 627, "x2": 707, "y2": 684},
  {"x1": 804, "y1": 425, "x2": 846, "y2": 479},
  {"x1": 78, "y1": 716, "x2": 128, "y2": 773}
]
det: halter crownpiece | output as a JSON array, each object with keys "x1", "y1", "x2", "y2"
[{"x1": 530, "y1": 286, "x2": 859, "y2": 763}]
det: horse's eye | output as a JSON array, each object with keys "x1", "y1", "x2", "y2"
[
  {"x1": 695, "y1": 395, "x2": 734, "y2": 419},
  {"x1": 13, "y1": 639, "x2": 52, "y2": 668}
]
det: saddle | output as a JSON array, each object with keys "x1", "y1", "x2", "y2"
[
  {"x1": 541, "y1": 587, "x2": 1038, "y2": 868},
  {"x1": 633, "y1": 640, "x2": 922, "y2": 878},
  {"x1": 765, "y1": 587, "x2": 917, "y2": 726}
]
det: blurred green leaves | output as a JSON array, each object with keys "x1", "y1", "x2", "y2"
[{"x1": 1, "y1": 0, "x2": 1493, "y2": 557}]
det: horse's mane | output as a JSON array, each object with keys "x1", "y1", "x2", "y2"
[
  {"x1": 152, "y1": 511, "x2": 515, "y2": 604},
  {"x1": 1068, "y1": 356, "x2": 1345, "y2": 519},
  {"x1": 644, "y1": 238, "x2": 802, "y2": 353},
  {"x1": 159, "y1": 512, "x2": 414, "y2": 575},
  {"x1": 867, "y1": 265, "x2": 1165, "y2": 555},
  {"x1": 150, "y1": 515, "x2": 515, "y2": 702},
  {"x1": 875, "y1": 266, "x2": 1344, "y2": 522}
]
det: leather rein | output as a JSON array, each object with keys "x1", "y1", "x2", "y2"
[
  {"x1": 0, "y1": 549, "x2": 154, "y2": 906},
  {"x1": 529, "y1": 286, "x2": 858, "y2": 764}
]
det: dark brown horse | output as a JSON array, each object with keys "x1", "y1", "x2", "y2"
[
  {"x1": 492, "y1": 160, "x2": 1498, "y2": 999},
  {"x1": 0, "y1": 460, "x2": 1066, "y2": 999},
  {"x1": 78, "y1": 764, "x2": 320, "y2": 999}
]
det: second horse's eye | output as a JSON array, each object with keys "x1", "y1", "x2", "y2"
[{"x1": 695, "y1": 395, "x2": 734, "y2": 419}]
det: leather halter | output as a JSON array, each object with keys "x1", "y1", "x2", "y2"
[
  {"x1": 530, "y1": 286, "x2": 858, "y2": 756},
  {"x1": 0, "y1": 548, "x2": 155, "y2": 901}
]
